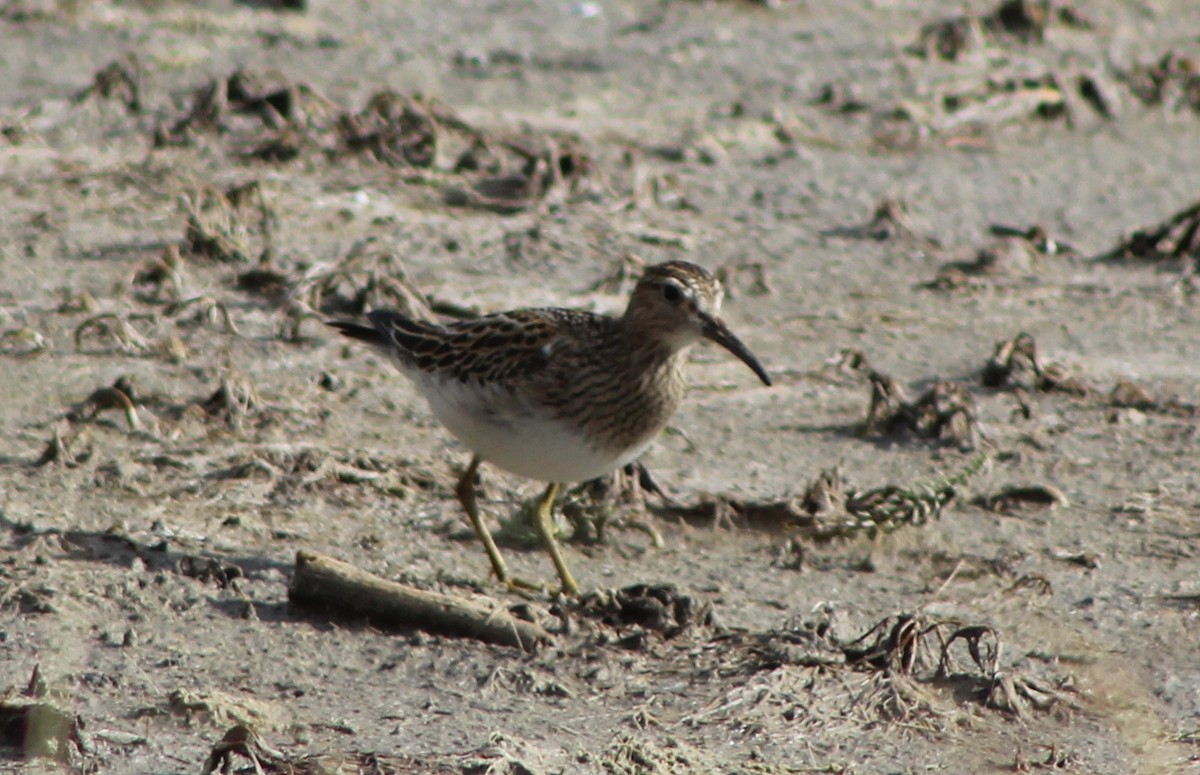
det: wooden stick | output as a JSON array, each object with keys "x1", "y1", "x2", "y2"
[{"x1": 288, "y1": 551, "x2": 549, "y2": 652}]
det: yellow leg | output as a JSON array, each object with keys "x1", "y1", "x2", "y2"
[
  {"x1": 455, "y1": 456, "x2": 512, "y2": 587},
  {"x1": 534, "y1": 482, "x2": 579, "y2": 596}
]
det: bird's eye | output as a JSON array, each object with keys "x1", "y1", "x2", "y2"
[{"x1": 662, "y1": 283, "x2": 682, "y2": 302}]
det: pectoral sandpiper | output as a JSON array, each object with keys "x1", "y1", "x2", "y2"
[{"x1": 330, "y1": 260, "x2": 771, "y2": 595}]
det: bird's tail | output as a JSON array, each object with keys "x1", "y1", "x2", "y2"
[{"x1": 327, "y1": 320, "x2": 389, "y2": 347}]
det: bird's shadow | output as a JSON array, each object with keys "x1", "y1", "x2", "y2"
[{"x1": 0, "y1": 513, "x2": 299, "y2": 625}]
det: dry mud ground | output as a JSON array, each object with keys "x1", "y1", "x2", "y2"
[{"x1": 2, "y1": 0, "x2": 1200, "y2": 772}]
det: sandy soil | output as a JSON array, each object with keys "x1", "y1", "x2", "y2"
[{"x1": 2, "y1": 0, "x2": 1199, "y2": 772}]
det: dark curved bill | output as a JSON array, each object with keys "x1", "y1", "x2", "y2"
[{"x1": 701, "y1": 314, "x2": 772, "y2": 386}]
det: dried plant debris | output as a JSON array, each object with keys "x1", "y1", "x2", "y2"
[
  {"x1": 130, "y1": 244, "x2": 186, "y2": 303},
  {"x1": 819, "y1": 198, "x2": 939, "y2": 247},
  {"x1": 985, "y1": 0, "x2": 1094, "y2": 42},
  {"x1": 163, "y1": 295, "x2": 239, "y2": 334},
  {"x1": 154, "y1": 689, "x2": 285, "y2": 731},
  {"x1": 802, "y1": 454, "x2": 988, "y2": 539},
  {"x1": 735, "y1": 623, "x2": 849, "y2": 671},
  {"x1": 34, "y1": 421, "x2": 93, "y2": 467},
  {"x1": 335, "y1": 90, "x2": 605, "y2": 212},
  {"x1": 73, "y1": 312, "x2": 153, "y2": 354},
  {"x1": 560, "y1": 462, "x2": 666, "y2": 547},
  {"x1": 178, "y1": 555, "x2": 244, "y2": 589},
  {"x1": 843, "y1": 615, "x2": 1079, "y2": 718},
  {"x1": 1108, "y1": 379, "x2": 1197, "y2": 418},
  {"x1": 0, "y1": 326, "x2": 48, "y2": 356},
  {"x1": 1011, "y1": 746, "x2": 1085, "y2": 771},
  {"x1": 619, "y1": 163, "x2": 697, "y2": 212},
  {"x1": 859, "y1": 365, "x2": 979, "y2": 449},
  {"x1": 72, "y1": 309, "x2": 195, "y2": 363},
  {"x1": 155, "y1": 67, "x2": 338, "y2": 148},
  {"x1": 981, "y1": 332, "x2": 1089, "y2": 396},
  {"x1": 811, "y1": 80, "x2": 871, "y2": 115},
  {"x1": 201, "y1": 725, "x2": 434, "y2": 775},
  {"x1": 841, "y1": 614, "x2": 981, "y2": 676},
  {"x1": 201, "y1": 725, "x2": 288, "y2": 775},
  {"x1": 701, "y1": 612, "x2": 1079, "y2": 729},
  {"x1": 972, "y1": 484, "x2": 1069, "y2": 514},
  {"x1": 911, "y1": 10, "x2": 985, "y2": 61},
  {"x1": 453, "y1": 47, "x2": 606, "y2": 79},
  {"x1": 300, "y1": 239, "x2": 434, "y2": 318},
  {"x1": 73, "y1": 54, "x2": 143, "y2": 113},
  {"x1": 911, "y1": 0, "x2": 1094, "y2": 61},
  {"x1": 988, "y1": 222, "x2": 1074, "y2": 255},
  {"x1": 200, "y1": 371, "x2": 263, "y2": 431},
  {"x1": 277, "y1": 299, "x2": 327, "y2": 343},
  {"x1": 1120, "y1": 52, "x2": 1200, "y2": 115},
  {"x1": 334, "y1": 90, "x2": 442, "y2": 166},
  {"x1": 658, "y1": 454, "x2": 986, "y2": 542},
  {"x1": 855, "y1": 71, "x2": 1120, "y2": 150},
  {"x1": 234, "y1": 266, "x2": 292, "y2": 301},
  {"x1": 925, "y1": 223, "x2": 1073, "y2": 290},
  {"x1": 936, "y1": 73, "x2": 1070, "y2": 132},
  {"x1": 444, "y1": 133, "x2": 602, "y2": 213},
  {"x1": 572, "y1": 584, "x2": 715, "y2": 644},
  {"x1": 70, "y1": 376, "x2": 141, "y2": 431},
  {"x1": 180, "y1": 182, "x2": 277, "y2": 265},
  {"x1": 926, "y1": 237, "x2": 1040, "y2": 290},
  {"x1": 154, "y1": 69, "x2": 607, "y2": 211},
  {"x1": 1047, "y1": 546, "x2": 1099, "y2": 569},
  {"x1": 1102, "y1": 199, "x2": 1200, "y2": 271}
]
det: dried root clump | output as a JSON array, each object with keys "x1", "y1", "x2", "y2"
[
  {"x1": 910, "y1": 0, "x2": 1094, "y2": 61},
  {"x1": 819, "y1": 198, "x2": 940, "y2": 246},
  {"x1": 155, "y1": 68, "x2": 338, "y2": 150},
  {"x1": 844, "y1": 614, "x2": 1080, "y2": 719},
  {"x1": 847, "y1": 353, "x2": 979, "y2": 448},
  {"x1": 572, "y1": 584, "x2": 715, "y2": 646},
  {"x1": 0, "y1": 326, "x2": 48, "y2": 356},
  {"x1": 560, "y1": 462, "x2": 666, "y2": 547},
  {"x1": 654, "y1": 454, "x2": 987, "y2": 542},
  {"x1": 1103, "y1": 198, "x2": 1200, "y2": 272},
  {"x1": 34, "y1": 421, "x2": 94, "y2": 468},
  {"x1": 981, "y1": 332, "x2": 1089, "y2": 395},
  {"x1": 130, "y1": 244, "x2": 186, "y2": 303},
  {"x1": 179, "y1": 182, "x2": 277, "y2": 266},
  {"x1": 200, "y1": 724, "x2": 425, "y2": 775},
  {"x1": 163, "y1": 295, "x2": 239, "y2": 334},
  {"x1": 695, "y1": 610, "x2": 1081, "y2": 731},
  {"x1": 299, "y1": 239, "x2": 433, "y2": 319},
  {"x1": 73, "y1": 54, "x2": 143, "y2": 113},
  {"x1": 73, "y1": 312, "x2": 153, "y2": 355},
  {"x1": 797, "y1": 454, "x2": 989, "y2": 540},
  {"x1": 335, "y1": 90, "x2": 444, "y2": 167},
  {"x1": 154, "y1": 69, "x2": 607, "y2": 212},
  {"x1": 71, "y1": 376, "x2": 141, "y2": 431},
  {"x1": 333, "y1": 89, "x2": 604, "y2": 212},
  {"x1": 443, "y1": 131, "x2": 602, "y2": 213},
  {"x1": 1108, "y1": 379, "x2": 1197, "y2": 418},
  {"x1": 1120, "y1": 52, "x2": 1200, "y2": 115},
  {"x1": 972, "y1": 483, "x2": 1069, "y2": 515},
  {"x1": 199, "y1": 371, "x2": 263, "y2": 431}
]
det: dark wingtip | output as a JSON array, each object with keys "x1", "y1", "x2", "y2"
[{"x1": 327, "y1": 320, "x2": 386, "y2": 345}]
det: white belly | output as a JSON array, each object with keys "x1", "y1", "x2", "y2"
[{"x1": 414, "y1": 373, "x2": 649, "y2": 482}]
